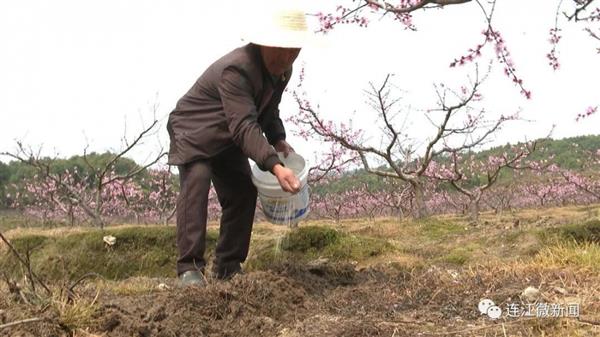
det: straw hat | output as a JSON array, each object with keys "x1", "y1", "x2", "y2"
[{"x1": 242, "y1": 1, "x2": 310, "y2": 49}]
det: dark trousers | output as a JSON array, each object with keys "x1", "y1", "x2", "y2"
[{"x1": 175, "y1": 146, "x2": 257, "y2": 278}]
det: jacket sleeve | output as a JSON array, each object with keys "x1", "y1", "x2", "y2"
[
  {"x1": 218, "y1": 66, "x2": 282, "y2": 172},
  {"x1": 264, "y1": 109, "x2": 286, "y2": 145},
  {"x1": 264, "y1": 68, "x2": 292, "y2": 145}
]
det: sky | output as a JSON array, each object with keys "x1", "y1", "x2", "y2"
[{"x1": 1, "y1": 0, "x2": 599, "y2": 167}]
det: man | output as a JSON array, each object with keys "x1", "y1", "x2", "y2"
[{"x1": 166, "y1": 4, "x2": 308, "y2": 285}]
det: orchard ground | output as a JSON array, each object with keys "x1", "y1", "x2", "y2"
[{"x1": 1, "y1": 205, "x2": 599, "y2": 336}]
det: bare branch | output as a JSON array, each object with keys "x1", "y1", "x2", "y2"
[
  {"x1": 68, "y1": 272, "x2": 105, "y2": 295},
  {"x1": 0, "y1": 232, "x2": 52, "y2": 295},
  {"x1": 98, "y1": 119, "x2": 160, "y2": 180},
  {"x1": 364, "y1": 0, "x2": 472, "y2": 14},
  {"x1": 0, "y1": 317, "x2": 45, "y2": 330},
  {"x1": 418, "y1": 70, "x2": 482, "y2": 175},
  {"x1": 564, "y1": 0, "x2": 596, "y2": 21},
  {"x1": 585, "y1": 27, "x2": 600, "y2": 41},
  {"x1": 307, "y1": 150, "x2": 357, "y2": 184}
]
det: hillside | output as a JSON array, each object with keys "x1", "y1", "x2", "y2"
[
  {"x1": 313, "y1": 134, "x2": 600, "y2": 194},
  {"x1": 468, "y1": 134, "x2": 600, "y2": 169}
]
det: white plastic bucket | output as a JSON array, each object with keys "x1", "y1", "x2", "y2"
[{"x1": 251, "y1": 152, "x2": 310, "y2": 225}]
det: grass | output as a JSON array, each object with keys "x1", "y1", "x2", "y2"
[
  {"x1": 416, "y1": 218, "x2": 466, "y2": 240},
  {"x1": 490, "y1": 218, "x2": 600, "y2": 271},
  {"x1": 0, "y1": 209, "x2": 44, "y2": 232},
  {"x1": 0, "y1": 226, "x2": 218, "y2": 281},
  {"x1": 280, "y1": 225, "x2": 340, "y2": 252},
  {"x1": 543, "y1": 219, "x2": 600, "y2": 244},
  {"x1": 533, "y1": 238, "x2": 600, "y2": 271},
  {"x1": 504, "y1": 229, "x2": 527, "y2": 244},
  {"x1": 246, "y1": 225, "x2": 394, "y2": 270},
  {"x1": 96, "y1": 276, "x2": 164, "y2": 296},
  {"x1": 2, "y1": 206, "x2": 599, "y2": 282},
  {"x1": 440, "y1": 243, "x2": 480, "y2": 265},
  {"x1": 495, "y1": 229, "x2": 544, "y2": 258},
  {"x1": 52, "y1": 291, "x2": 99, "y2": 331},
  {"x1": 1, "y1": 223, "x2": 395, "y2": 281}
]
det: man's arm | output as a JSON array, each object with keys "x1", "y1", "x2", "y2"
[
  {"x1": 264, "y1": 68, "x2": 292, "y2": 145},
  {"x1": 264, "y1": 109, "x2": 286, "y2": 145},
  {"x1": 218, "y1": 66, "x2": 282, "y2": 172}
]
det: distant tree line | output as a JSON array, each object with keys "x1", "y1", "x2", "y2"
[
  {"x1": 0, "y1": 152, "x2": 172, "y2": 209},
  {"x1": 310, "y1": 135, "x2": 600, "y2": 196},
  {"x1": 4, "y1": 135, "x2": 598, "y2": 209},
  {"x1": 1, "y1": 135, "x2": 598, "y2": 225}
]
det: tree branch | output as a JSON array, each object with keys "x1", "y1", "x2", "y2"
[
  {"x1": 0, "y1": 317, "x2": 45, "y2": 330},
  {"x1": 364, "y1": 0, "x2": 472, "y2": 14},
  {"x1": 0, "y1": 232, "x2": 52, "y2": 295}
]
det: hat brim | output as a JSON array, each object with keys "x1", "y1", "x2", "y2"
[
  {"x1": 242, "y1": 31, "x2": 329, "y2": 49},
  {"x1": 243, "y1": 30, "x2": 310, "y2": 49}
]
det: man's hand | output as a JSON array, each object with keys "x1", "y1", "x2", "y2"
[
  {"x1": 274, "y1": 139, "x2": 295, "y2": 158},
  {"x1": 272, "y1": 164, "x2": 301, "y2": 194}
]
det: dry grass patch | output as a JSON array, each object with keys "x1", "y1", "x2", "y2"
[
  {"x1": 51, "y1": 290, "x2": 100, "y2": 331},
  {"x1": 94, "y1": 277, "x2": 166, "y2": 296},
  {"x1": 533, "y1": 240, "x2": 600, "y2": 271}
]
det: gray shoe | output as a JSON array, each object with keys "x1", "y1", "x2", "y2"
[
  {"x1": 213, "y1": 264, "x2": 243, "y2": 281},
  {"x1": 179, "y1": 270, "x2": 206, "y2": 287}
]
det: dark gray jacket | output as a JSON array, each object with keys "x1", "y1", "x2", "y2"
[{"x1": 167, "y1": 43, "x2": 290, "y2": 171}]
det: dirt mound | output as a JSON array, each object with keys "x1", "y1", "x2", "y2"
[
  {"x1": 92, "y1": 270, "x2": 308, "y2": 337},
  {"x1": 88, "y1": 264, "x2": 437, "y2": 337}
]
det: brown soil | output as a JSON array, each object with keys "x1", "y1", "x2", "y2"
[{"x1": 2, "y1": 261, "x2": 599, "y2": 337}]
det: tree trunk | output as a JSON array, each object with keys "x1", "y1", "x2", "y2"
[
  {"x1": 165, "y1": 206, "x2": 177, "y2": 226},
  {"x1": 468, "y1": 198, "x2": 480, "y2": 222},
  {"x1": 495, "y1": 204, "x2": 503, "y2": 215},
  {"x1": 91, "y1": 216, "x2": 104, "y2": 229},
  {"x1": 397, "y1": 207, "x2": 404, "y2": 219},
  {"x1": 411, "y1": 181, "x2": 428, "y2": 219}
]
